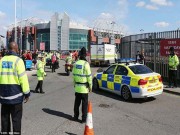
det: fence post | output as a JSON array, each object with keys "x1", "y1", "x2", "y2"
[{"x1": 153, "y1": 33, "x2": 156, "y2": 72}]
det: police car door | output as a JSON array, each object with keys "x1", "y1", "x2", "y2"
[
  {"x1": 114, "y1": 66, "x2": 128, "y2": 91},
  {"x1": 102, "y1": 65, "x2": 116, "y2": 90}
]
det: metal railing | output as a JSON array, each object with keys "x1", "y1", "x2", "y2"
[{"x1": 121, "y1": 30, "x2": 180, "y2": 82}]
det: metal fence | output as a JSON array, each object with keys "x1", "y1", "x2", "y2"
[{"x1": 120, "y1": 30, "x2": 180, "y2": 82}]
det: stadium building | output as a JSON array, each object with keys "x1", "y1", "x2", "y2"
[{"x1": 6, "y1": 12, "x2": 121, "y2": 52}]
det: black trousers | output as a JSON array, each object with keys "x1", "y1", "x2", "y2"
[
  {"x1": 1, "y1": 103, "x2": 22, "y2": 135},
  {"x1": 74, "y1": 93, "x2": 88, "y2": 121},
  {"x1": 168, "y1": 70, "x2": 177, "y2": 87},
  {"x1": 52, "y1": 63, "x2": 56, "y2": 72},
  {"x1": 35, "y1": 80, "x2": 43, "y2": 92},
  {"x1": 50, "y1": 63, "x2": 52, "y2": 69}
]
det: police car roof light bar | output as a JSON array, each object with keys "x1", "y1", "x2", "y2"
[{"x1": 117, "y1": 58, "x2": 136, "y2": 64}]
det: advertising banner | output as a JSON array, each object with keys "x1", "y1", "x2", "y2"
[{"x1": 40, "y1": 42, "x2": 45, "y2": 51}]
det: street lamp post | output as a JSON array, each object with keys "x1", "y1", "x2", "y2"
[
  {"x1": 140, "y1": 29, "x2": 144, "y2": 51},
  {"x1": 20, "y1": 0, "x2": 23, "y2": 50},
  {"x1": 36, "y1": 38, "x2": 38, "y2": 50},
  {"x1": 153, "y1": 33, "x2": 156, "y2": 72},
  {"x1": 14, "y1": 0, "x2": 17, "y2": 42},
  {"x1": 31, "y1": 40, "x2": 34, "y2": 51},
  {"x1": 41, "y1": 34, "x2": 43, "y2": 42}
]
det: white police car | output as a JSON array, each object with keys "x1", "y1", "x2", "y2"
[{"x1": 93, "y1": 62, "x2": 163, "y2": 101}]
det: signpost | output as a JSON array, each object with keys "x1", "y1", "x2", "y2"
[{"x1": 160, "y1": 39, "x2": 180, "y2": 56}]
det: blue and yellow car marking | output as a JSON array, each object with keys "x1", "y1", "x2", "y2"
[
  {"x1": 130, "y1": 86, "x2": 140, "y2": 93},
  {"x1": 96, "y1": 73, "x2": 140, "y2": 93},
  {"x1": 94, "y1": 63, "x2": 163, "y2": 99}
]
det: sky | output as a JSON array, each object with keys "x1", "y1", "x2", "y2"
[{"x1": 0, "y1": 0, "x2": 180, "y2": 43}]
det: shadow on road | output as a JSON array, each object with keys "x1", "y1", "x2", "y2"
[
  {"x1": 93, "y1": 89, "x2": 156, "y2": 104},
  {"x1": 42, "y1": 108, "x2": 73, "y2": 120},
  {"x1": 58, "y1": 73, "x2": 68, "y2": 76},
  {"x1": 30, "y1": 90, "x2": 36, "y2": 93},
  {"x1": 32, "y1": 74, "x2": 37, "y2": 76},
  {"x1": 45, "y1": 71, "x2": 52, "y2": 73},
  {"x1": 65, "y1": 132, "x2": 77, "y2": 135}
]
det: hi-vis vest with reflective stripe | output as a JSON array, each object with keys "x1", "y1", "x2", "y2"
[
  {"x1": 0, "y1": 55, "x2": 30, "y2": 104},
  {"x1": 66, "y1": 56, "x2": 72, "y2": 64},
  {"x1": 72, "y1": 60, "x2": 92, "y2": 93},
  {"x1": 168, "y1": 54, "x2": 179, "y2": 70},
  {"x1": 37, "y1": 60, "x2": 45, "y2": 80}
]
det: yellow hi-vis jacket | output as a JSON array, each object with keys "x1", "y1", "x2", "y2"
[
  {"x1": 42, "y1": 57, "x2": 46, "y2": 67},
  {"x1": 47, "y1": 53, "x2": 51, "y2": 59},
  {"x1": 37, "y1": 60, "x2": 45, "y2": 80},
  {"x1": 66, "y1": 56, "x2": 72, "y2": 64},
  {"x1": 168, "y1": 54, "x2": 179, "y2": 70},
  {"x1": 72, "y1": 60, "x2": 92, "y2": 93},
  {"x1": 0, "y1": 52, "x2": 30, "y2": 104}
]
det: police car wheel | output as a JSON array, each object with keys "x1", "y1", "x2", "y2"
[
  {"x1": 93, "y1": 78, "x2": 99, "y2": 91},
  {"x1": 121, "y1": 86, "x2": 132, "y2": 101}
]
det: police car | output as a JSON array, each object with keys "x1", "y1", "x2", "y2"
[{"x1": 93, "y1": 62, "x2": 163, "y2": 101}]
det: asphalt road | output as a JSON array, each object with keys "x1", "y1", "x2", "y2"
[{"x1": 1, "y1": 60, "x2": 180, "y2": 135}]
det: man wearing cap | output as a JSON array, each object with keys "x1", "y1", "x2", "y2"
[
  {"x1": 72, "y1": 47, "x2": 92, "y2": 123},
  {"x1": 167, "y1": 47, "x2": 179, "y2": 88}
]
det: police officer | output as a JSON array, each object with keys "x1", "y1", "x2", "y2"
[
  {"x1": 72, "y1": 47, "x2": 92, "y2": 123},
  {"x1": 65, "y1": 52, "x2": 73, "y2": 64},
  {"x1": 167, "y1": 47, "x2": 179, "y2": 88},
  {"x1": 0, "y1": 42, "x2": 30, "y2": 135},
  {"x1": 42, "y1": 56, "x2": 46, "y2": 72},
  {"x1": 35, "y1": 57, "x2": 45, "y2": 94}
]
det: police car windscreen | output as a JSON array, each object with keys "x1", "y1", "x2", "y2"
[{"x1": 129, "y1": 65, "x2": 153, "y2": 74}]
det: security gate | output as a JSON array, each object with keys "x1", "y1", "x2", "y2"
[{"x1": 121, "y1": 30, "x2": 180, "y2": 82}]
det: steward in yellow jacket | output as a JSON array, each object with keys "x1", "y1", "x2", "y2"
[
  {"x1": 167, "y1": 47, "x2": 179, "y2": 88},
  {"x1": 35, "y1": 57, "x2": 46, "y2": 93}
]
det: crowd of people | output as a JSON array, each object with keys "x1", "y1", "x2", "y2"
[
  {"x1": 0, "y1": 49, "x2": 80, "y2": 70},
  {"x1": 0, "y1": 42, "x2": 92, "y2": 134}
]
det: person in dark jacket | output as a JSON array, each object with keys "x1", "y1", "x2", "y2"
[
  {"x1": 136, "y1": 51, "x2": 141, "y2": 63},
  {"x1": 139, "y1": 50, "x2": 145, "y2": 64}
]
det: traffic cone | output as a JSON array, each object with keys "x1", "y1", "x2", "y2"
[{"x1": 84, "y1": 101, "x2": 94, "y2": 135}]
